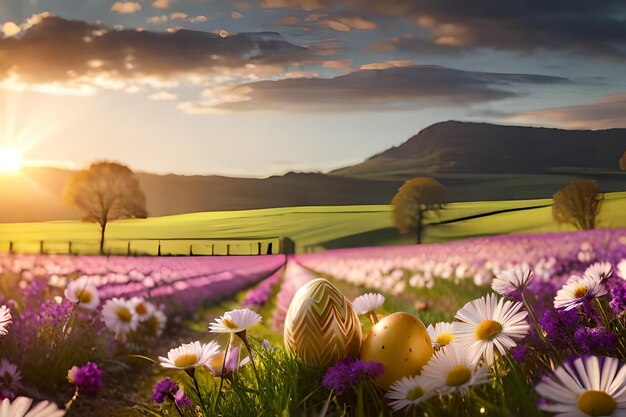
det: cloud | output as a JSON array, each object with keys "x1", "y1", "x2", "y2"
[
  {"x1": 110, "y1": 1, "x2": 142, "y2": 14},
  {"x1": 261, "y1": 0, "x2": 324, "y2": 11},
  {"x1": 0, "y1": 15, "x2": 315, "y2": 94},
  {"x1": 169, "y1": 12, "x2": 188, "y2": 20},
  {"x1": 1, "y1": 22, "x2": 21, "y2": 38},
  {"x1": 509, "y1": 93, "x2": 626, "y2": 129},
  {"x1": 152, "y1": 0, "x2": 171, "y2": 9},
  {"x1": 180, "y1": 65, "x2": 568, "y2": 113},
  {"x1": 275, "y1": 16, "x2": 298, "y2": 26},
  {"x1": 360, "y1": 60, "x2": 414, "y2": 70},
  {"x1": 149, "y1": 91, "x2": 178, "y2": 100},
  {"x1": 258, "y1": 0, "x2": 626, "y2": 59}
]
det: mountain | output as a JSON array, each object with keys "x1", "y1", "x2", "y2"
[
  {"x1": 332, "y1": 121, "x2": 626, "y2": 177},
  {"x1": 1, "y1": 121, "x2": 625, "y2": 223}
]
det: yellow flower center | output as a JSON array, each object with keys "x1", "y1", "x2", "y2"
[
  {"x1": 135, "y1": 303, "x2": 148, "y2": 315},
  {"x1": 222, "y1": 317, "x2": 238, "y2": 329},
  {"x1": 436, "y1": 332, "x2": 455, "y2": 346},
  {"x1": 116, "y1": 306, "x2": 132, "y2": 323},
  {"x1": 75, "y1": 289, "x2": 92, "y2": 304},
  {"x1": 577, "y1": 390, "x2": 616, "y2": 416},
  {"x1": 407, "y1": 386, "x2": 424, "y2": 401},
  {"x1": 574, "y1": 286, "x2": 588, "y2": 299},
  {"x1": 173, "y1": 353, "x2": 198, "y2": 369},
  {"x1": 475, "y1": 320, "x2": 503, "y2": 340},
  {"x1": 445, "y1": 365, "x2": 472, "y2": 387}
]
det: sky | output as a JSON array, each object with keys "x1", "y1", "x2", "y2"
[{"x1": 0, "y1": 0, "x2": 625, "y2": 177}]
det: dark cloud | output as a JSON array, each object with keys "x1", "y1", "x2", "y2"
[
  {"x1": 0, "y1": 15, "x2": 315, "y2": 92},
  {"x1": 180, "y1": 65, "x2": 568, "y2": 113},
  {"x1": 259, "y1": 0, "x2": 626, "y2": 59},
  {"x1": 510, "y1": 93, "x2": 626, "y2": 129}
]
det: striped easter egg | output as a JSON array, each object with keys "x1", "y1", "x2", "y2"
[{"x1": 284, "y1": 278, "x2": 362, "y2": 368}]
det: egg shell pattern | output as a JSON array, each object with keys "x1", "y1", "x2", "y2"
[{"x1": 284, "y1": 278, "x2": 362, "y2": 368}]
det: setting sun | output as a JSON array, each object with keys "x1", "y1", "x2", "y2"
[{"x1": 0, "y1": 146, "x2": 24, "y2": 173}]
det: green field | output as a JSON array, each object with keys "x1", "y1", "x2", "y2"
[{"x1": 1, "y1": 191, "x2": 625, "y2": 255}]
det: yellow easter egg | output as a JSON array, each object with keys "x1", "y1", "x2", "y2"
[
  {"x1": 284, "y1": 278, "x2": 362, "y2": 368},
  {"x1": 360, "y1": 312, "x2": 433, "y2": 389}
]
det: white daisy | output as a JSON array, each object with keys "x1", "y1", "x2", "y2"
[
  {"x1": 535, "y1": 355, "x2": 626, "y2": 417},
  {"x1": 144, "y1": 310, "x2": 167, "y2": 337},
  {"x1": 159, "y1": 341, "x2": 220, "y2": 370},
  {"x1": 584, "y1": 262, "x2": 613, "y2": 283},
  {"x1": 618, "y1": 259, "x2": 626, "y2": 280},
  {"x1": 426, "y1": 322, "x2": 457, "y2": 349},
  {"x1": 491, "y1": 264, "x2": 533, "y2": 296},
  {"x1": 420, "y1": 345, "x2": 490, "y2": 394},
  {"x1": 554, "y1": 275, "x2": 607, "y2": 311},
  {"x1": 0, "y1": 306, "x2": 11, "y2": 337},
  {"x1": 385, "y1": 375, "x2": 434, "y2": 411},
  {"x1": 64, "y1": 277, "x2": 100, "y2": 311},
  {"x1": 0, "y1": 359, "x2": 22, "y2": 393},
  {"x1": 101, "y1": 298, "x2": 138, "y2": 334},
  {"x1": 0, "y1": 396, "x2": 65, "y2": 417},
  {"x1": 452, "y1": 293, "x2": 529, "y2": 365},
  {"x1": 128, "y1": 297, "x2": 155, "y2": 322},
  {"x1": 208, "y1": 309, "x2": 261, "y2": 334},
  {"x1": 352, "y1": 293, "x2": 385, "y2": 315}
]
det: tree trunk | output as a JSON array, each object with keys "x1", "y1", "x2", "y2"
[
  {"x1": 100, "y1": 221, "x2": 107, "y2": 255},
  {"x1": 415, "y1": 209, "x2": 423, "y2": 244}
]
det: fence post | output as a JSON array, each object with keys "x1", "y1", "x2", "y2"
[
  {"x1": 68, "y1": 241, "x2": 73, "y2": 255},
  {"x1": 158, "y1": 241, "x2": 161, "y2": 256},
  {"x1": 9, "y1": 241, "x2": 13, "y2": 255},
  {"x1": 40, "y1": 240, "x2": 44, "y2": 255}
]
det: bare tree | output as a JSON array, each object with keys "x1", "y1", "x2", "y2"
[
  {"x1": 392, "y1": 177, "x2": 446, "y2": 244},
  {"x1": 64, "y1": 162, "x2": 147, "y2": 254},
  {"x1": 552, "y1": 179, "x2": 601, "y2": 230}
]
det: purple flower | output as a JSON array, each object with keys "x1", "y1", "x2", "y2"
[
  {"x1": 322, "y1": 357, "x2": 384, "y2": 396},
  {"x1": 151, "y1": 377, "x2": 179, "y2": 404},
  {"x1": 69, "y1": 362, "x2": 104, "y2": 394},
  {"x1": 609, "y1": 282, "x2": 626, "y2": 315},
  {"x1": 539, "y1": 309, "x2": 579, "y2": 349},
  {"x1": 510, "y1": 345, "x2": 528, "y2": 363},
  {"x1": 174, "y1": 388, "x2": 192, "y2": 408},
  {"x1": 573, "y1": 327, "x2": 616, "y2": 353}
]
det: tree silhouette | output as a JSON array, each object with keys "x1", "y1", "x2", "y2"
[
  {"x1": 552, "y1": 179, "x2": 601, "y2": 230},
  {"x1": 64, "y1": 162, "x2": 147, "y2": 254},
  {"x1": 620, "y1": 151, "x2": 626, "y2": 171},
  {"x1": 392, "y1": 177, "x2": 446, "y2": 244}
]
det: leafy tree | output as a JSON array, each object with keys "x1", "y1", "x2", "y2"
[
  {"x1": 552, "y1": 179, "x2": 601, "y2": 230},
  {"x1": 620, "y1": 151, "x2": 626, "y2": 171},
  {"x1": 392, "y1": 177, "x2": 446, "y2": 244},
  {"x1": 64, "y1": 161, "x2": 147, "y2": 254}
]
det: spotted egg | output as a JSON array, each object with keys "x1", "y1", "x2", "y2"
[
  {"x1": 360, "y1": 312, "x2": 433, "y2": 389},
  {"x1": 284, "y1": 278, "x2": 362, "y2": 368}
]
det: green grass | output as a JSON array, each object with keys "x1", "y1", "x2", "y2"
[{"x1": 1, "y1": 192, "x2": 625, "y2": 254}]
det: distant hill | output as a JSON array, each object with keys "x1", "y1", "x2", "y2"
[
  {"x1": 332, "y1": 121, "x2": 626, "y2": 177},
  {"x1": 0, "y1": 168, "x2": 401, "y2": 222},
  {"x1": 1, "y1": 121, "x2": 625, "y2": 223}
]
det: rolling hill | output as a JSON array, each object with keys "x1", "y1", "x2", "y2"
[{"x1": 1, "y1": 121, "x2": 625, "y2": 223}]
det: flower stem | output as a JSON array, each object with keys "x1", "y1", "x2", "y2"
[
  {"x1": 65, "y1": 386, "x2": 79, "y2": 411},
  {"x1": 368, "y1": 312, "x2": 378, "y2": 325},
  {"x1": 238, "y1": 331, "x2": 262, "y2": 387},
  {"x1": 215, "y1": 335, "x2": 231, "y2": 408},
  {"x1": 191, "y1": 369, "x2": 207, "y2": 413}
]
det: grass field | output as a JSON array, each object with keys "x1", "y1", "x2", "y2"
[{"x1": 1, "y1": 191, "x2": 625, "y2": 254}]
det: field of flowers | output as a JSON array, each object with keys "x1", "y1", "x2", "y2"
[{"x1": 0, "y1": 228, "x2": 625, "y2": 416}]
